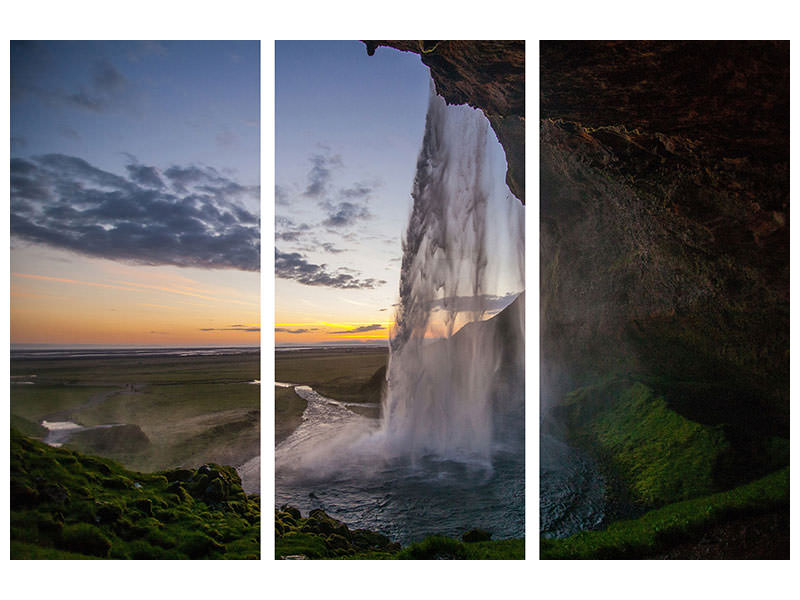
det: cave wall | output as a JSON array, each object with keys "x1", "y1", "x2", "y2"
[
  {"x1": 540, "y1": 41, "x2": 789, "y2": 424},
  {"x1": 364, "y1": 41, "x2": 525, "y2": 203}
]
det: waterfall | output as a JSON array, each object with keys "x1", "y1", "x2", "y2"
[{"x1": 380, "y1": 82, "x2": 525, "y2": 466}]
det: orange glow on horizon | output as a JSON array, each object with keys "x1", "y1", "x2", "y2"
[{"x1": 10, "y1": 266, "x2": 259, "y2": 347}]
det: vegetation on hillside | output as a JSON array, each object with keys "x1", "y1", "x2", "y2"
[{"x1": 10, "y1": 429, "x2": 259, "y2": 559}]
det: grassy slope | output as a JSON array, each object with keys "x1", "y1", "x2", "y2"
[
  {"x1": 562, "y1": 379, "x2": 730, "y2": 506},
  {"x1": 10, "y1": 429, "x2": 259, "y2": 559},
  {"x1": 546, "y1": 377, "x2": 789, "y2": 558},
  {"x1": 541, "y1": 467, "x2": 788, "y2": 559}
]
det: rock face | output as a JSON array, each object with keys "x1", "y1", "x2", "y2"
[
  {"x1": 363, "y1": 40, "x2": 525, "y2": 203},
  {"x1": 539, "y1": 42, "x2": 789, "y2": 429}
]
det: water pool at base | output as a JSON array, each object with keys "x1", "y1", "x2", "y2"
[
  {"x1": 540, "y1": 430, "x2": 606, "y2": 538},
  {"x1": 275, "y1": 386, "x2": 524, "y2": 545}
]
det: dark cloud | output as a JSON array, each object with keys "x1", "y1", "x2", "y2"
[
  {"x1": 321, "y1": 200, "x2": 372, "y2": 228},
  {"x1": 330, "y1": 324, "x2": 385, "y2": 334},
  {"x1": 303, "y1": 153, "x2": 341, "y2": 198},
  {"x1": 126, "y1": 164, "x2": 165, "y2": 188},
  {"x1": 320, "y1": 242, "x2": 346, "y2": 254},
  {"x1": 11, "y1": 154, "x2": 260, "y2": 271},
  {"x1": 275, "y1": 327, "x2": 318, "y2": 334},
  {"x1": 275, "y1": 216, "x2": 311, "y2": 243},
  {"x1": 200, "y1": 326, "x2": 260, "y2": 332},
  {"x1": 65, "y1": 60, "x2": 128, "y2": 113},
  {"x1": 340, "y1": 183, "x2": 373, "y2": 199},
  {"x1": 275, "y1": 249, "x2": 386, "y2": 289}
]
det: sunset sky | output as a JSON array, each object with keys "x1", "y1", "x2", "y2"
[
  {"x1": 10, "y1": 41, "x2": 260, "y2": 347},
  {"x1": 275, "y1": 41, "x2": 522, "y2": 346}
]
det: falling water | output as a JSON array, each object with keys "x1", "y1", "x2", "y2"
[
  {"x1": 381, "y1": 84, "x2": 524, "y2": 466},
  {"x1": 276, "y1": 83, "x2": 525, "y2": 541}
]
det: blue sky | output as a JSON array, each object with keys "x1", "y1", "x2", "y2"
[
  {"x1": 12, "y1": 41, "x2": 259, "y2": 192},
  {"x1": 275, "y1": 41, "x2": 432, "y2": 342},
  {"x1": 10, "y1": 41, "x2": 261, "y2": 346}
]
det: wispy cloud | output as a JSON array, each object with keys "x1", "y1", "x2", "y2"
[
  {"x1": 200, "y1": 324, "x2": 260, "y2": 332},
  {"x1": 320, "y1": 199, "x2": 372, "y2": 228},
  {"x1": 275, "y1": 249, "x2": 386, "y2": 290},
  {"x1": 275, "y1": 327, "x2": 318, "y2": 334},
  {"x1": 330, "y1": 324, "x2": 385, "y2": 334},
  {"x1": 11, "y1": 154, "x2": 260, "y2": 271},
  {"x1": 303, "y1": 153, "x2": 342, "y2": 198}
]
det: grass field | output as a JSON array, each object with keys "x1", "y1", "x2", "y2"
[
  {"x1": 275, "y1": 347, "x2": 387, "y2": 403},
  {"x1": 10, "y1": 352, "x2": 260, "y2": 477}
]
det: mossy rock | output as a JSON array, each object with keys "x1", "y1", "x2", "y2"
[
  {"x1": 462, "y1": 528, "x2": 492, "y2": 543},
  {"x1": 59, "y1": 523, "x2": 112, "y2": 558},
  {"x1": 95, "y1": 501, "x2": 123, "y2": 524},
  {"x1": 179, "y1": 532, "x2": 225, "y2": 559},
  {"x1": 280, "y1": 504, "x2": 302, "y2": 521}
]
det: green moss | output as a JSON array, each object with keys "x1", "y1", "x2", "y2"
[
  {"x1": 541, "y1": 466, "x2": 788, "y2": 559},
  {"x1": 9, "y1": 429, "x2": 259, "y2": 560},
  {"x1": 396, "y1": 536, "x2": 468, "y2": 559},
  {"x1": 561, "y1": 379, "x2": 730, "y2": 506},
  {"x1": 276, "y1": 531, "x2": 331, "y2": 559},
  {"x1": 59, "y1": 523, "x2": 112, "y2": 558}
]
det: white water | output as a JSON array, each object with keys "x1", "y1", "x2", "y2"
[
  {"x1": 380, "y1": 85, "x2": 524, "y2": 465},
  {"x1": 275, "y1": 84, "x2": 524, "y2": 540}
]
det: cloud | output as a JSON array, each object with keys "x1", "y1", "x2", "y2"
[
  {"x1": 320, "y1": 242, "x2": 346, "y2": 254},
  {"x1": 429, "y1": 293, "x2": 520, "y2": 313},
  {"x1": 320, "y1": 200, "x2": 372, "y2": 228},
  {"x1": 275, "y1": 249, "x2": 386, "y2": 289},
  {"x1": 303, "y1": 153, "x2": 341, "y2": 198},
  {"x1": 330, "y1": 324, "x2": 385, "y2": 335},
  {"x1": 275, "y1": 327, "x2": 318, "y2": 334},
  {"x1": 340, "y1": 183, "x2": 373, "y2": 199},
  {"x1": 11, "y1": 154, "x2": 260, "y2": 271},
  {"x1": 200, "y1": 324, "x2": 260, "y2": 332},
  {"x1": 275, "y1": 216, "x2": 311, "y2": 243},
  {"x1": 125, "y1": 163, "x2": 165, "y2": 188},
  {"x1": 65, "y1": 59, "x2": 129, "y2": 113},
  {"x1": 275, "y1": 185, "x2": 290, "y2": 206}
]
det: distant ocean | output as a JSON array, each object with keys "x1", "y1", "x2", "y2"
[{"x1": 10, "y1": 346, "x2": 259, "y2": 360}]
